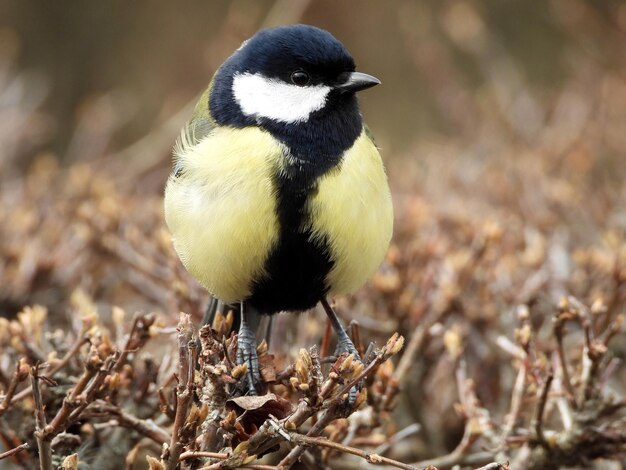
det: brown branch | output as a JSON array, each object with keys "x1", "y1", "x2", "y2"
[
  {"x1": 0, "y1": 442, "x2": 29, "y2": 461},
  {"x1": 501, "y1": 358, "x2": 527, "y2": 443},
  {"x1": 0, "y1": 420, "x2": 30, "y2": 466},
  {"x1": 328, "y1": 332, "x2": 404, "y2": 407},
  {"x1": 27, "y1": 349, "x2": 119, "y2": 451},
  {"x1": 90, "y1": 401, "x2": 170, "y2": 445},
  {"x1": 326, "y1": 353, "x2": 382, "y2": 407},
  {"x1": 413, "y1": 413, "x2": 481, "y2": 469},
  {"x1": 474, "y1": 463, "x2": 509, "y2": 470},
  {"x1": 200, "y1": 464, "x2": 278, "y2": 470},
  {"x1": 113, "y1": 312, "x2": 156, "y2": 373},
  {"x1": 158, "y1": 387, "x2": 176, "y2": 420},
  {"x1": 30, "y1": 366, "x2": 52, "y2": 470},
  {"x1": 179, "y1": 450, "x2": 229, "y2": 461},
  {"x1": 553, "y1": 309, "x2": 576, "y2": 406},
  {"x1": 43, "y1": 347, "x2": 105, "y2": 437},
  {"x1": 66, "y1": 353, "x2": 117, "y2": 423},
  {"x1": 207, "y1": 335, "x2": 403, "y2": 470},
  {"x1": 219, "y1": 365, "x2": 342, "y2": 468},
  {"x1": 165, "y1": 313, "x2": 195, "y2": 470},
  {"x1": 240, "y1": 466, "x2": 279, "y2": 470},
  {"x1": 414, "y1": 358, "x2": 495, "y2": 469},
  {"x1": 531, "y1": 372, "x2": 554, "y2": 446},
  {"x1": 319, "y1": 318, "x2": 332, "y2": 359},
  {"x1": 0, "y1": 359, "x2": 29, "y2": 417},
  {"x1": 373, "y1": 423, "x2": 422, "y2": 456},
  {"x1": 11, "y1": 319, "x2": 91, "y2": 405},
  {"x1": 277, "y1": 335, "x2": 404, "y2": 467},
  {"x1": 278, "y1": 405, "x2": 344, "y2": 468},
  {"x1": 349, "y1": 321, "x2": 363, "y2": 359},
  {"x1": 284, "y1": 433, "x2": 424, "y2": 470},
  {"x1": 378, "y1": 261, "x2": 438, "y2": 410}
]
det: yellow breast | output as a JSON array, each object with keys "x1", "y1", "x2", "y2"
[
  {"x1": 307, "y1": 131, "x2": 393, "y2": 295},
  {"x1": 164, "y1": 127, "x2": 281, "y2": 303}
]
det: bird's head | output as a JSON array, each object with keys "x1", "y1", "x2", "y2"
[{"x1": 209, "y1": 24, "x2": 380, "y2": 129}]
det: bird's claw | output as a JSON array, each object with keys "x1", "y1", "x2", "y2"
[
  {"x1": 236, "y1": 331, "x2": 262, "y2": 395},
  {"x1": 335, "y1": 338, "x2": 363, "y2": 406}
]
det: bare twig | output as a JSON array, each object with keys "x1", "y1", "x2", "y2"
[
  {"x1": 158, "y1": 387, "x2": 176, "y2": 420},
  {"x1": 378, "y1": 262, "x2": 439, "y2": 408},
  {"x1": 320, "y1": 318, "x2": 332, "y2": 359},
  {"x1": 413, "y1": 418, "x2": 480, "y2": 469},
  {"x1": 11, "y1": 323, "x2": 90, "y2": 405},
  {"x1": 113, "y1": 312, "x2": 156, "y2": 372},
  {"x1": 0, "y1": 359, "x2": 29, "y2": 416},
  {"x1": 0, "y1": 442, "x2": 29, "y2": 460},
  {"x1": 43, "y1": 347, "x2": 114, "y2": 437},
  {"x1": 327, "y1": 354, "x2": 382, "y2": 406},
  {"x1": 474, "y1": 463, "x2": 509, "y2": 470},
  {"x1": 277, "y1": 335, "x2": 404, "y2": 467},
  {"x1": 373, "y1": 423, "x2": 422, "y2": 456},
  {"x1": 329, "y1": 333, "x2": 404, "y2": 407},
  {"x1": 501, "y1": 357, "x2": 527, "y2": 443},
  {"x1": 278, "y1": 405, "x2": 346, "y2": 468},
  {"x1": 284, "y1": 433, "x2": 423, "y2": 470},
  {"x1": 553, "y1": 306, "x2": 576, "y2": 406},
  {"x1": 179, "y1": 450, "x2": 229, "y2": 461},
  {"x1": 0, "y1": 420, "x2": 30, "y2": 466},
  {"x1": 67, "y1": 354, "x2": 117, "y2": 423},
  {"x1": 89, "y1": 401, "x2": 170, "y2": 444},
  {"x1": 165, "y1": 313, "x2": 196, "y2": 470},
  {"x1": 30, "y1": 365, "x2": 52, "y2": 470},
  {"x1": 413, "y1": 358, "x2": 495, "y2": 469},
  {"x1": 531, "y1": 372, "x2": 554, "y2": 446}
]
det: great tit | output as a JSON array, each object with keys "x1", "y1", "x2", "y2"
[{"x1": 164, "y1": 24, "x2": 393, "y2": 393}]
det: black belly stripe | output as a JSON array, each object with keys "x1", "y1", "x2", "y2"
[
  {"x1": 247, "y1": 161, "x2": 335, "y2": 314},
  {"x1": 240, "y1": 93, "x2": 364, "y2": 314}
]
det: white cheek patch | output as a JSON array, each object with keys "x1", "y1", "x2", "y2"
[{"x1": 232, "y1": 72, "x2": 331, "y2": 124}]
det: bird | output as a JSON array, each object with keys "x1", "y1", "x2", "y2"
[{"x1": 164, "y1": 24, "x2": 393, "y2": 394}]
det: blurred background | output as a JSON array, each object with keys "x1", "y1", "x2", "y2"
[
  {"x1": 2, "y1": 0, "x2": 625, "y2": 315},
  {"x1": 1, "y1": 1, "x2": 626, "y2": 467},
  {"x1": 2, "y1": 0, "x2": 626, "y2": 174}
]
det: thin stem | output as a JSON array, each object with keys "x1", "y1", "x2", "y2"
[
  {"x1": 93, "y1": 402, "x2": 170, "y2": 444},
  {"x1": 166, "y1": 313, "x2": 195, "y2": 470},
  {"x1": 0, "y1": 361, "x2": 28, "y2": 417},
  {"x1": 412, "y1": 423, "x2": 479, "y2": 469},
  {"x1": 30, "y1": 366, "x2": 52, "y2": 470},
  {"x1": 532, "y1": 372, "x2": 554, "y2": 445},
  {"x1": 319, "y1": 318, "x2": 332, "y2": 358},
  {"x1": 179, "y1": 450, "x2": 229, "y2": 461},
  {"x1": 0, "y1": 443, "x2": 29, "y2": 461},
  {"x1": 11, "y1": 330, "x2": 89, "y2": 405},
  {"x1": 373, "y1": 423, "x2": 422, "y2": 456},
  {"x1": 283, "y1": 433, "x2": 422, "y2": 470},
  {"x1": 501, "y1": 360, "x2": 527, "y2": 443},
  {"x1": 327, "y1": 354, "x2": 384, "y2": 406}
]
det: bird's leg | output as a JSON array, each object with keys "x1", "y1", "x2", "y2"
[
  {"x1": 320, "y1": 298, "x2": 362, "y2": 404},
  {"x1": 236, "y1": 302, "x2": 261, "y2": 394},
  {"x1": 200, "y1": 296, "x2": 220, "y2": 330},
  {"x1": 320, "y1": 298, "x2": 360, "y2": 359}
]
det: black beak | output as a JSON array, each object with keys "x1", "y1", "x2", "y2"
[{"x1": 335, "y1": 72, "x2": 381, "y2": 93}]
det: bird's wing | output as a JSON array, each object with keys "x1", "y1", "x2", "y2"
[{"x1": 172, "y1": 84, "x2": 216, "y2": 177}]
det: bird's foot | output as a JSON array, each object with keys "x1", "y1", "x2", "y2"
[
  {"x1": 335, "y1": 337, "x2": 363, "y2": 406},
  {"x1": 236, "y1": 329, "x2": 262, "y2": 395},
  {"x1": 334, "y1": 335, "x2": 360, "y2": 361}
]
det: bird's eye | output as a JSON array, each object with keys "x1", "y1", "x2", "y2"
[{"x1": 290, "y1": 70, "x2": 310, "y2": 86}]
